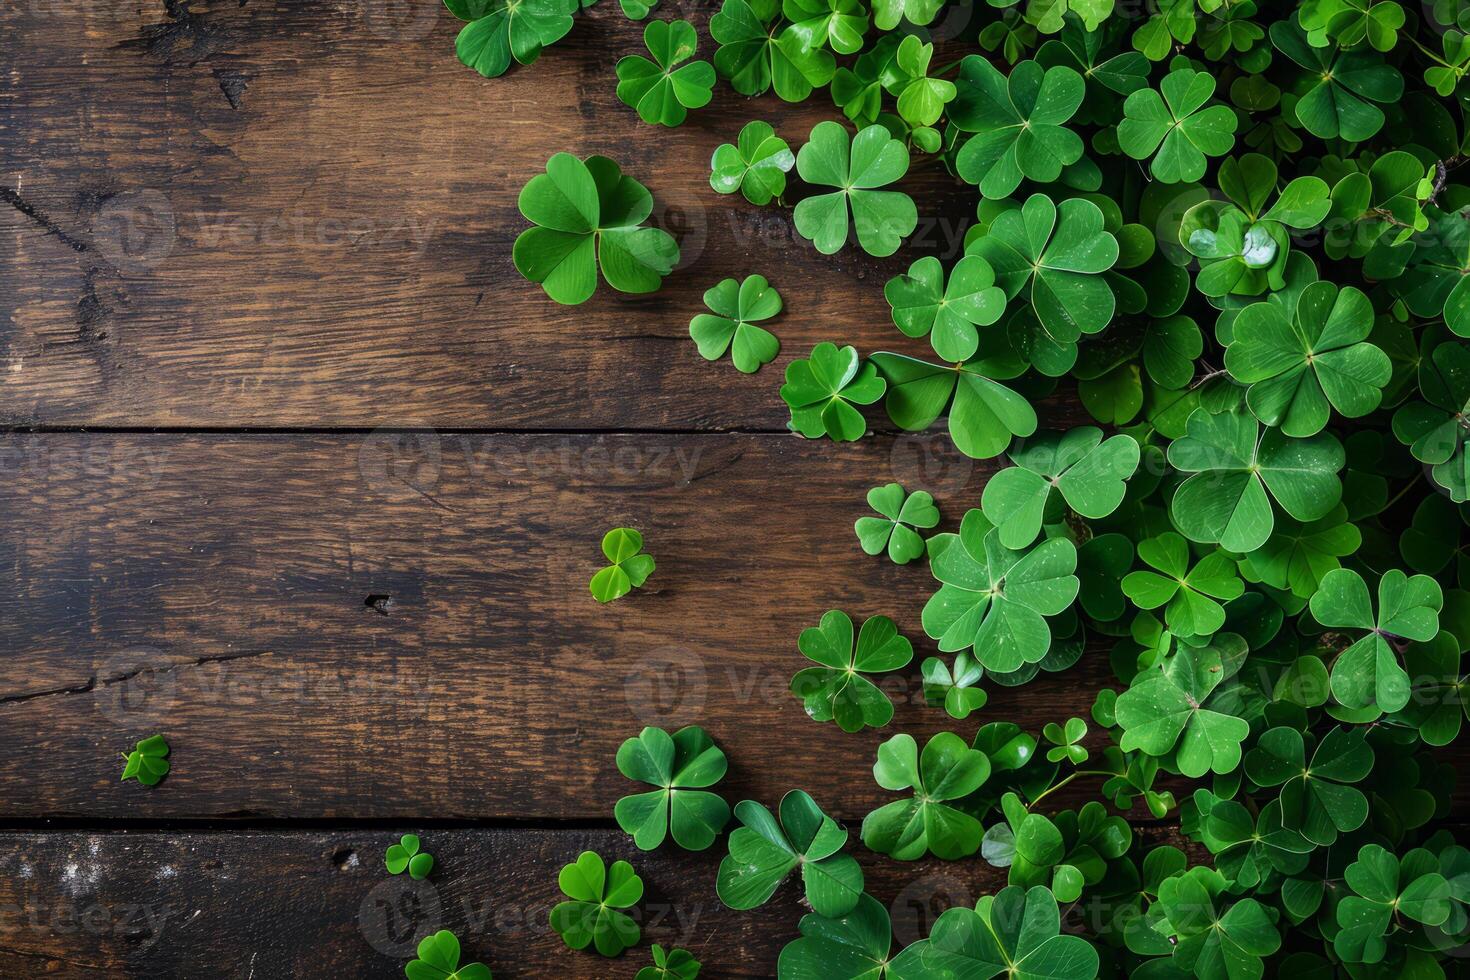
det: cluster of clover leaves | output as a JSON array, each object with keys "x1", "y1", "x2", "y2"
[{"x1": 458, "y1": 0, "x2": 1470, "y2": 977}]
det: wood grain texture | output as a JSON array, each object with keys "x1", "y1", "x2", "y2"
[
  {"x1": 0, "y1": 825, "x2": 1189, "y2": 977},
  {"x1": 0, "y1": 0, "x2": 980, "y2": 428}
]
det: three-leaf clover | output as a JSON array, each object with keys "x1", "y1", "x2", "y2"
[
  {"x1": 709, "y1": 0, "x2": 835, "y2": 101},
  {"x1": 444, "y1": 0, "x2": 575, "y2": 79},
  {"x1": 981, "y1": 427, "x2": 1141, "y2": 548},
  {"x1": 792, "y1": 121, "x2": 917, "y2": 257},
  {"x1": 615, "y1": 20, "x2": 715, "y2": 127},
  {"x1": 884, "y1": 255, "x2": 1006, "y2": 363},
  {"x1": 1155, "y1": 867, "x2": 1282, "y2": 979},
  {"x1": 708, "y1": 121, "x2": 794, "y2": 205},
  {"x1": 689, "y1": 275, "x2": 782, "y2": 374},
  {"x1": 635, "y1": 945, "x2": 700, "y2": 980},
  {"x1": 549, "y1": 851, "x2": 643, "y2": 956},
  {"x1": 1121, "y1": 533, "x2": 1244, "y2": 639},
  {"x1": 1043, "y1": 717, "x2": 1089, "y2": 765},
  {"x1": 589, "y1": 527, "x2": 656, "y2": 603},
  {"x1": 1117, "y1": 68, "x2": 1237, "y2": 183},
  {"x1": 1393, "y1": 339, "x2": 1470, "y2": 502},
  {"x1": 790, "y1": 609, "x2": 914, "y2": 731},
  {"x1": 781, "y1": 0, "x2": 869, "y2": 55},
  {"x1": 862, "y1": 732, "x2": 990, "y2": 860},
  {"x1": 1245, "y1": 726, "x2": 1373, "y2": 846},
  {"x1": 404, "y1": 930, "x2": 491, "y2": 980},
  {"x1": 921, "y1": 652, "x2": 988, "y2": 719},
  {"x1": 950, "y1": 57, "x2": 1086, "y2": 199},
  {"x1": 780, "y1": 342, "x2": 886, "y2": 441},
  {"x1": 870, "y1": 352, "x2": 1038, "y2": 460},
  {"x1": 886, "y1": 35, "x2": 956, "y2": 129},
  {"x1": 854, "y1": 483, "x2": 938, "y2": 565},
  {"x1": 1309, "y1": 567, "x2": 1443, "y2": 712},
  {"x1": 120, "y1": 734, "x2": 170, "y2": 787},
  {"x1": 776, "y1": 893, "x2": 909, "y2": 979},
  {"x1": 1335, "y1": 843, "x2": 1452, "y2": 963},
  {"x1": 871, "y1": 0, "x2": 941, "y2": 29},
  {"x1": 1114, "y1": 634, "x2": 1251, "y2": 778},
  {"x1": 716, "y1": 790, "x2": 864, "y2": 917},
  {"x1": 513, "y1": 153, "x2": 679, "y2": 305},
  {"x1": 1270, "y1": 17, "x2": 1403, "y2": 142},
  {"x1": 614, "y1": 726, "x2": 730, "y2": 850},
  {"x1": 385, "y1": 834, "x2": 434, "y2": 880},
  {"x1": 923, "y1": 885, "x2": 1100, "y2": 979}
]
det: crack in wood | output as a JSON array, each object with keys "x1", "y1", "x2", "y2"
[
  {"x1": 0, "y1": 650, "x2": 274, "y2": 707},
  {"x1": 0, "y1": 187, "x2": 88, "y2": 253}
]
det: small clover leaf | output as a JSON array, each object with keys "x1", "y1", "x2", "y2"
[
  {"x1": 404, "y1": 930, "x2": 491, "y2": 980},
  {"x1": 780, "y1": 342, "x2": 886, "y2": 441},
  {"x1": 689, "y1": 275, "x2": 782, "y2": 374},
  {"x1": 1270, "y1": 16, "x2": 1403, "y2": 142},
  {"x1": 1237, "y1": 505, "x2": 1361, "y2": 601},
  {"x1": 1336, "y1": 843, "x2": 1453, "y2": 963},
  {"x1": 792, "y1": 121, "x2": 917, "y2": 257},
  {"x1": 549, "y1": 851, "x2": 643, "y2": 956},
  {"x1": 854, "y1": 482, "x2": 939, "y2": 565},
  {"x1": 921, "y1": 653, "x2": 988, "y2": 719},
  {"x1": 790, "y1": 609, "x2": 914, "y2": 731},
  {"x1": 385, "y1": 834, "x2": 434, "y2": 880},
  {"x1": 614, "y1": 726, "x2": 730, "y2": 851},
  {"x1": 1043, "y1": 717, "x2": 1089, "y2": 765},
  {"x1": 709, "y1": 0, "x2": 835, "y2": 101},
  {"x1": 1121, "y1": 533, "x2": 1244, "y2": 639},
  {"x1": 589, "y1": 527, "x2": 656, "y2": 603},
  {"x1": 716, "y1": 790, "x2": 864, "y2": 917},
  {"x1": 950, "y1": 57, "x2": 1085, "y2": 199},
  {"x1": 1301, "y1": 0, "x2": 1405, "y2": 51},
  {"x1": 776, "y1": 894, "x2": 903, "y2": 979},
  {"x1": 615, "y1": 20, "x2": 715, "y2": 127},
  {"x1": 1156, "y1": 867, "x2": 1282, "y2": 978},
  {"x1": 1393, "y1": 338, "x2": 1470, "y2": 502},
  {"x1": 1310, "y1": 566, "x2": 1442, "y2": 713},
  {"x1": 871, "y1": 351, "x2": 1038, "y2": 460},
  {"x1": 886, "y1": 36, "x2": 956, "y2": 129},
  {"x1": 1114, "y1": 634, "x2": 1251, "y2": 778},
  {"x1": 1117, "y1": 68, "x2": 1237, "y2": 183},
  {"x1": 870, "y1": 0, "x2": 941, "y2": 29},
  {"x1": 708, "y1": 121, "x2": 795, "y2": 205},
  {"x1": 861, "y1": 732, "x2": 990, "y2": 860},
  {"x1": 923, "y1": 884, "x2": 1100, "y2": 980},
  {"x1": 884, "y1": 255, "x2": 1007, "y2": 364},
  {"x1": 781, "y1": 0, "x2": 869, "y2": 55},
  {"x1": 981, "y1": 426, "x2": 1141, "y2": 549},
  {"x1": 444, "y1": 0, "x2": 575, "y2": 79},
  {"x1": 1397, "y1": 631, "x2": 1469, "y2": 746},
  {"x1": 120, "y1": 734, "x2": 170, "y2": 787},
  {"x1": 1245, "y1": 726, "x2": 1373, "y2": 846},
  {"x1": 635, "y1": 945, "x2": 700, "y2": 980}
]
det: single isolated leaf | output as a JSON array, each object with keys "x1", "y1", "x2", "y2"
[
  {"x1": 615, "y1": 20, "x2": 716, "y2": 127},
  {"x1": 790, "y1": 609, "x2": 914, "y2": 731},
  {"x1": 950, "y1": 57, "x2": 1086, "y2": 199},
  {"x1": 854, "y1": 482, "x2": 940, "y2": 565},
  {"x1": 781, "y1": 342, "x2": 886, "y2": 441},
  {"x1": 717, "y1": 790, "x2": 864, "y2": 917},
  {"x1": 689, "y1": 275, "x2": 782, "y2": 373},
  {"x1": 615, "y1": 725, "x2": 730, "y2": 850},
  {"x1": 793, "y1": 121, "x2": 917, "y2": 257},
  {"x1": 590, "y1": 527, "x2": 656, "y2": 602},
  {"x1": 709, "y1": 120, "x2": 795, "y2": 205},
  {"x1": 404, "y1": 930, "x2": 492, "y2": 980},
  {"x1": 550, "y1": 850, "x2": 644, "y2": 956},
  {"x1": 120, "y1": 734, "x2": 170, "y2": 787}
]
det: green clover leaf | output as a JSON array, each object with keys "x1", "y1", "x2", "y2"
[
  {"x1": 981, "y1": 426, "x2": 1141, "y2": 548},
  {"x1": 1270, "y1": 16, "x2": 1404, "y2": 142},
  {"x1": 950, "y1": 57, "x2": 1085, "y2": 199},
  {"x1": 1114, "y1": 634, "x2": 1251, "y2": 777},
  {"x1": 1336, "y1": 843, "x2": 1453, "y2": 963},
  {"x1": 781, "y1": 0, "x2": 869, "y2": 55},
  {"x1": 830, "y1": 35, "x2": 901, "y2": 127},
  {"x1": 1042, "y1": 717, "x2": 1089, "y2": 765},
  {"x1": 1076, "y1": 532, "x2": 1134, "y2": 622},
  {"x1": 884, "y1": 255, "x2": 1006, "y2": 363},
  {"x1": 870, "y1": 0, "x2": 941, "y2": 29},
  {"x1": 513, "y1": 153, "x2": 679, "y2": 305},
  {"x1": 709, "y1": 0, "x2": 835, "y2": 101},
  {"x1": 870, "y1": 351, "x2": 1038, "y2": 460},
  {"x1": 854, "y1": 482, "x2": 940, "y2": 565},
  {"x1": 615, "y1": 20, "x2": 715, "y2": 127},
  {"x1": 790, "y1": 609, "x2": 914, "y2": 731},
  {"x1": 709, "y1": 120, "x2": 795, "y2": 205},
  {"x1": 589, "y1": 527, "x2": 656, "y2": 602},
  {"x1": 1310, "y1": 566, "x2": 1442, "y2": 712},
  {"x1": 780, "y1": 342, "x2": 886, "y2": 441},
  {"x1": 1199, "y1": 796, "x2": 1312, "y2": 890},
  {"x1": 886, "y1": 36, "x2": 956, "y2": 128},
  {"x1": 1397, "y1": 630, "x2": 1469, "y2": 746},
  {"x1": 1245, "y1": 726, "x2": 1372, "y2": 846},
  {"x1": 635, "y1": 945, "x2": 700, "y2": 980},
  {"x1": 716, "y1": 790, "x2": 864, "y2": 917},
  {"x1": 1392, "y1": 337, "x2": 1470, "y2": 502},
  {"x1": 1237, "y1": 505, "x2": 1361, "y2": 600},
  {"x1": 385, "y1": 834, "x2": 434, "y2": 880},
  {"x1": 689, "y1": 275, "x2": 782, "y2": 374},
  {"x1": 921, "y1": 652, "x2": 988, "y2": 719},
  {"x1": 120, "y1": 734, "x2": 170, "y2": 787},
  {"x1": 1121, "y1": 533, "x2": 1244, "y2": 639},
  {"x1": 614, "y1": 725, "x2": 730, "y2": 851},
  {"x1": 792, "y1": 121, "x2": 917, "y2": 256},
  {"x1": 1117, "y1": 68, "x2": 1237, "y2": 183},
  {"x1": 923, "y1": 884, "x2": 1100, "y2": 979},
  {"x1": 549, "y1": 851, "x2": 643, "y2": 956},
  {"x1": 862, "y1": 732, "x2": 990, "y2": 860},
  {"x1": 1156, "y1": 867, "x2": 1282, "y2": 979},
  {"x1": 404, "y1": 930, "x2": 491, "y2": 980},
  {"x1": 444, "y1": 0, "x2": 576, "y2": 79},
  {"x1": 776, "y1": 893, "x2": 908, "y2": 979},
  {"x1": 1302, "y1": 0, "x2": 1406, "y2": 51}
]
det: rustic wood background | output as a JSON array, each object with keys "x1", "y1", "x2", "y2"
[{"x1": 2, "y1": 1, "x2": 1461, "y2": 977}]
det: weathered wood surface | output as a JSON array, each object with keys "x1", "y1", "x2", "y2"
[
  {"x1": 0, "y1": 0, "x2": 981, "y2": 429},
  {"x1": 0, "y1": 826, "x2": 1188, "y2": 978}
]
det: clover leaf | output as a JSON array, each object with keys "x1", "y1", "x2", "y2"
[
  {"x1": 1336, "y1": 843, "x2": 1453, "y2": 963},
  {"x1": 886, "y1": 35, "x2": 955, "y2": 128},
  {"x1": 1393, "y1": 338, "x2": 1470, "y2": 502},
  {"x1": 709, "y1": 0, "x2": 835, "y2": 101},
  {"x1": 549, "y1": 851, "x2": 643, "y2": 956},
  {"x1": 871, "y1": 0, "x2": 941, "y2": 29},
  {"x1": 615, "y1": 725, "x2": 729, "y2": 851},
  {"x1": 1155, "y1": 867, "x2": 1282, "y2": 979},
  {"x1": 790, "y1": 609, "x2": 914, "y2": 731},
  {"x1": 716, "y1": 790, "x2": 864, "y2": 917},
  {"x1": 689, "y1": 275, "x2": 782, "y2": 374},
  {"x1": 120, "y1": 734, "x2": 170, "y2": 787},
  {"x1": 776, "y1": 893, "x2": 910, "y2": 979},
  {"x1": 1245, "y1": 726, "x2": 1372, "y2": 846},
  {"x1": 1043, "y1": 717, "x2": 1089, "y2": 765},
  {"x1": 981, "y1": 427, "x2": 1141, "y2": 548},
  {"x1": 1270, "y1": 16, "x2": 1403, "y2": 142},
  {"x1": 385, "y1": 835, "x2": 434, "y2": 880},
  {"x1": 924, "y1": 884, "x2": 1100, "y2": 979},
  {"x1": 1167, "y1": 407, "x2": 1345, "y2": 553},
  {"x1": 862, "y1": 732, "x2": 990, "y2": 860},
  {"x1": 792, "y1": 122, "x2": 917, "y2": 256},
  {"x1": 950, "y1": 57, "x2": 1085, "y2": 199},
  {"x1": 1398, "y1": 630, "x2": 1469, "y2": 746},
  {"x1": 444, "y1": 0, "x2": 575, "y2": 79},
  {"x1": 1237, "y1": 505, "x2": 1360, "y2": 600},
  {"x1": 709, "y1": 121, "x2": 795, "y2": 205},
  {"x1": 635, "y1": 945, "x2": 700, "y2": 980},
  {"x1": 854, "y1": 483, "x2": 939, "y2": 565},
  {"x1": 1226, "y1": 281, "x2": 1391, "y2": 436},
  {"x1": 1199, "y1": 796, "x2": 1312, "y2": 890},
  {"x1": 1310, "y1": 566, "x2": 1443, "y2": 713},
  {"x1": 1114, "y1": 633, "x2": 1251, "y2": 777},
  {"x1": 884, "y1": 255, "x2": 1006, "y2": 363},
  {"x1": 1121, "y1": 533, "x2": 1244, "y2": 639},
  {"x1": 589, "y1": 527, "x2": 655, "y2": 602},
  {"x1": 782, "y1": 0, "x2": 869, "y2": 55},
  {"x1": 404, "y1": 930, "x2": 491, "y2": 980},
  {"x1": 615, "y1": 20, "x2": 715, "y2": 127},
  {"x1": 1117, "y1": 68, "x2": 1237, "y2": 183},
  {"x1": 1302, "y1": 0, "x2": 1405, "y2": 51},
  {"x1": 780, "y1": 342, "x2": 886, "y2": 441},
  {"x1": 871, "y1": 351, "x2": 1038, "y2": 460},
  {"x1": 922, "y1": 652, "x2": 988, "y2": 719},
  {"x1": 514, "y1": 153, "x2": 679, "y2": 305}
]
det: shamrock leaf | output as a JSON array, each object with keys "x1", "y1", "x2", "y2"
[
  {"x1": 1167, "y1": 407, "x2": 1345, "y2": 553},
  {"x1": 886, "y1": 36, "x2": 956, "y2": 129},
  {"x1": 861, "y1": 732, "x2": 990, "y2": 860},
  {"x1": 514, "y1": 153, "x2": 679, "y2": 305},
  {"x1": 709, "y1": 0, "x2": 835, "y2": 101},
  {"x1": 1270, "y1": 17, "x2": 1403, "y2": 142},
  {"x1": 967, "y1": 194, "x2": 1119, "y2": 343},
  {"x1": 1117, "y1": 68, "x2": 1237, "y2": 183},
  {"x1": 780, "y1": 342, "x2": 886, "y2": 441},
  {"x1": 636, "y1": 945, "x2": 700, "y2": 980},
  {"x1": 1237, "y1": 505, "x2": 1361, "y2": 600},
  {"x1": 1336, "y1": 843, "x2": 1453, "y2": 963},
  {"x1": 950, "y1": 57, "x2": 1085, "y2": 199},
  {"x1": 790, "y1": 609, "x2": 914, "y2": 731},
  {"x1": 1043, "y1": 717, "x2": 1088, "y2": 764},
  {"x1": 120, "y1": 734, "x2": 170, "y2": 787},
  {"x1": 385, "y1": 834, "x2": 434, "y2": 880},
  {"x1": 444, "y1": 0, "x2": 575, "y2": 79},
  {"x1": 716, "y1": 790, "x2": 864, "y2": 917},
  {"x1": 1156, "y1": 867, "x2": 1282, "y2": 979},
  {"x1": 689, "y1": 275, "x2": 782, "y2": 374},
  {"x1": 776, "y1": 893, "x2": 907, "y2": 979},
  {"x1": 615, "y1": 20, "x2": 715, "y2": 127},
  {"x1": 981, "y1": 427, "x2": 1141, "y2": 548},
  {"x1": 781, "y1": 0, "x2": 869, "y2": 55},
  {"x1": 870, "y1": 0, "x2": 941, "y2": 29},
  {"x1": 1397, "y1": 630, "x2": 1469, "y2": 746},
  {"x1": 923, "y1": 884, "x2": 1100, "y2": 979},
  {"x1": 1114, "y1": 634, "x2": 1251, "y2": 777},
  {"x1": 830, "y1": 35, "x2": 901, "y2": 127},
  {"x1": 619, "y1": 0, "x2": 659, "y2": 19},
  {"x1": 1226, "y1": 281, "x2": 1391, "y2": 436},
  {"x1": 923, "y1": 510, "x2": 1079, "y2": 672},
  {"x1": 404, "y1": 930, "x2": 491, "y2": 980},
  {"x1": 615, "y1": 726, "x2": 730, "y2": 851},
  {"x1": 1121, "y1": 533, "x2": 1244, "y2": 639},
  {"x1": 792, "y1": 121, "x2": 917, "y2": 256},
  {"x1": 1301, "y1": 0, "x2": 1405, "y2": 51},
  {"x1": 589, "y1": 528, "x2": 655, "y2": 603},
  {"x1": 1200, "y1": 796, "x2": 1312, "y2": 890},
  {"x1": 921, "y1": 652, "x2": 988, "y2": 719},
  {"x1": 1392, "y1": 338, "x2": 1470, "y2": 502},
  {"x1": 870, "y1": 352, "x2": 1038, "y2": 460},
  {"x1": 549, "y1": 851, "x2": 643, "y2": 956},
  {"x1": 1076, "y1": 532, "x2": 1134, "y2": 621},
  {"x1": 1310, "y1": 567, "x2": 1443, "y2": 713},
  {"x1": 1245, "y1": 726, "x2": 1372, "y2": 846},
  {"x1": 708, "y1": 120, "x2": 795, "y2": 205},
  {"x1": 854, "y1": 483, "x2": 939, "y2": 565},
  {"x1": 884, "y1": 255, "x2": 1006, "y2": 363}
]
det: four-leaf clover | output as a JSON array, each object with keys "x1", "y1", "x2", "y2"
[
  {"x1": 792, "y1": 122, "x2": 917, "y2": 256},
  {"x1": 689, "y1": 275, "x2": 782, "y2": 374},
  {"x1": 615, "y1": 725, "x2": 730, "y2": 850},
  {"x1": 790, "y1": 609, "x2": 914, "y2": 731},
  {"x1": 716, "y1": 790, "x2": 864, "y2": 916},
  {"x1": 854, "y1": 482, "x2": 939, "y2": 565},
  {"x1": 549, "y1": 851, "x2": 643, "y2": 956},
  {"x1": 615, "y1": 20, "x2": 716, "y2": 127}
]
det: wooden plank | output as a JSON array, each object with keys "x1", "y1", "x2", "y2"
[
  {"x1": 0, "y1": 825, "x2": 1189, "y2": 978},
  {"x1": 0, "y1": 1, "x2": 976, "y2": 428},
  {"x1": 0, "y1": 429, "x2": 1140, "y2": 820}
]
